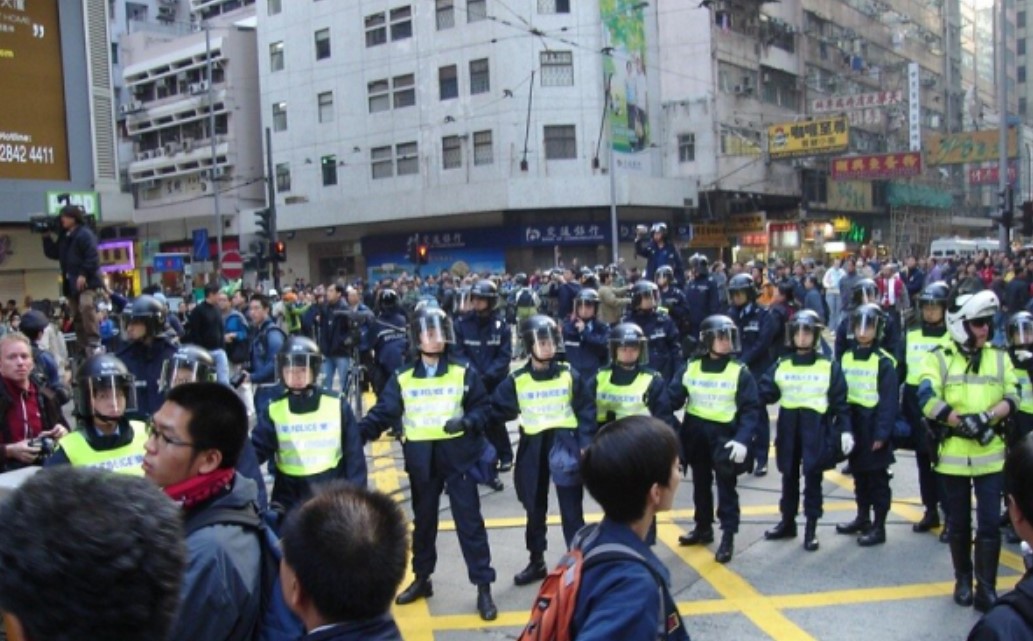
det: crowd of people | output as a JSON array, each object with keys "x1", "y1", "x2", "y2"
[{"x1": 6, "y1": 213, "x2": 1033, "y2": 639}]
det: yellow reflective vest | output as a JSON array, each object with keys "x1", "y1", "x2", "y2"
[
  {"x1": 842, "y1": 349, "x2": 894, "y2": 409},
  {"x1": 683, "y1": 359, "x2": 739, "y2": 424},
  {"x1": 514, "y1": 365, "x2": 578, "y2": 435},
  {"x1": 595, "y1": 368, "x2": 653, "y2": 422},
  {"x1": 269, "y1": 394, "x2": 343, "y2": 476},
  {"x1": 57, "y1": 420, "x2": 148, "y2": 476},
  {"x1": 1016, "y1": 368, "x2": 1033, "y2": 416},
  {"x1": 773, "y1": 358, "x2": 833, "y2": 413},
  {"x1": 397, "y1": 365, "x2": 466, "y2": 442},
  {"x1": 904, "y1": 327, "x2": 952, "y2": 386},
  {"x1": 919, "y1": 345, "x2": 1018, "y2": 476}
]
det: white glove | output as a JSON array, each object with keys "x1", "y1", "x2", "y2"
[
  {"x1": 1017, "y1": 350, "x2": 1033, "y2": 364},
  {"x1": 841, "y1": 432, "x2": 855, "y2": 457},
  {"x1": 724, "y1": 440, "x2": 747, "y2": 464}
]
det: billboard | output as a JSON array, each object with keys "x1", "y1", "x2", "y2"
[
  {"x1": 767, "y1": 116, "x2": 849, "y2": 159},
  {"x1": 830, "y1": 152, "x2": 923, "y2": 181},
  {"x1": 602, "y1": 0, "x2": 650, "y2": 162},
  {"x1": 0, "y1": 0, "x2": 70, "y2": 181},
  {"x1": 924, "y1": 128, "x2": 1019, "y2": 166}
]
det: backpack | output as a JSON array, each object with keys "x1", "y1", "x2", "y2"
[
  {"x1": 226, "y1": 311, "x2": 252, "y2": 364},
  {"x1": 517, "y1": 287, "x2": 536, "y2": 308},
  {"x1": 185, "y1": 504, "x2": 305, "y2": 641},
  {"x1": 517, "y1": 524, "x2": 680, "y2": 641},
  {"x1": 993, "y1": 583, "x2": 1033, "y2": 627}
]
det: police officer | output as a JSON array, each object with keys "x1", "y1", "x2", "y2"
[
  {"x1": 595, "y1": 322, "x2": 675, "y2": 428},
  {"x1": 835, "y1": 303, "x2": 898, "y2": 547},
  {"x1": 635, "y1": 222, "x2": 685, "y2": 287},
  {"x1": 251, "y1": 336, "x2": 367, "y2": 515},
  {"x1": 371, "y1": 288, "x2": 409, "y2": 396},
  {"x1": 116, "y1": 295, "x2": 178, "y2": 419},
  {"x1": 561, "y1": 289, "x2": 609, "y2": 379},
  {"x1": 1007, "y1": 311, "x2": 1033, "y2": 445},
  {"x1": 656, "y1": 265, "x2": 691, "y2": 348},
  {"x1": 728, "y1": 273, "x2": 779, "y2": 476},
  {"x1": 684, "y1": 254, "x2": 722, "y2": 351},
  {"x1": 835, "y1": 278, "x2": 902, "y2": 363},
  {"x1": 670, "y1": 315, "x2": 762, "y2": 563},
  {"x1": 454, "y1": 279, "x2": 514, "y2": 472},
  {"x1": 624, "y1": 280, "x2": 682, "y2": 382},
  {"x1": 760, "y1": 310, "x2": 852, "y2": 552},
  {"x1": 491, "y1": 315, "x2": 596, "y2": 586},
  {"x1": 46, "y1": 354, "x2": 147, "y2": 474},
  {"x1": 903, "y1": 281, "x2": 954, "y2": 536},
  {"x1": 358, "y1": 306, "x2": 498, "y2": 621},
  {"x1": 918, "y1": 290, "x2": 1017, "y2": 612}
]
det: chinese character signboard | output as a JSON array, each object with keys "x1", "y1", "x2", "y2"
[
  {"x1": 908, "y1": 62, "x2": 921, "y2": 151},
  {"x1": 522, "y1": 223, "x2": 608, "y2": 245},
  {"x1": 924, "y1": 128, "x2": 1019, "y2": 165},
  {"x1": 811, "y1": 90, "x2": 903, "y2": 113},
  {"x1": 968, "y1": 162, "x2": 1018, "y2": 186},
  {"x1": 767, "y1": 116, "x2": 849, "y2": 159},
  {"x1": 830, "y1": 152, "x2": 923, "y2": 180},
  {"x1": 826, "y1": 180, "x2": 875, "y2": 212}
]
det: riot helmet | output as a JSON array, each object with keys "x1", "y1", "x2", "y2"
[
  {"x1": 917, "y1": 281, "x2": 950, "y2": 326},
  {"x1": 851, "y1": 303, "x2": 885, "y2": 345},
  {"x1": 785, "y1": 309, "x2": 824, "y2": 351},
  {"x1": 851, "y1": 279, "x2": 879, "y2": 308},
  {"x1": 76, "y1": 354, "x2": 137, "y2": 424},
  {"x1": 521, "y1": 315, "x2": 564, "y2": 363},
  {"x1": 728, "y1": 273, "x2": 757, "y2": 306},
  {"x1": 700, "y1": 315, "x2": 741, "y2": 355},
  {"x1": 609, "y1": 322, "x2": 648, "y2": 366},
  {"x1": 411, "y1": 306, "x2": 455, "y2": 356},
  {"x1": 277, "y1": 335, "x2": 323, "y2": 391},
  {"x1": 125, "y1": 295, "x2": 166, "y2": 338},
  {"x1": 630, "y1": 280, "x2": 660, "y2": 312},
  {"x1": 159, "y1": 344, "x2": 216, "y2": 392},
  {"x1": 1007, "y1": 311, "x2": 1033, "y2": 350},
  {"x1": 574, "y1": 288, "x2": 600, "y2": 319}
]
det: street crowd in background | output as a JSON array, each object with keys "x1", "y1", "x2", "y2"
[{"x1": 9, "y1": 212, "x2": 1033, "y2": 639}]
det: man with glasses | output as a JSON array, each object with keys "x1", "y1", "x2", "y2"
[
  {"x1": 143, "y1": 382, "x2": 261, "y2": 641},
  {"x1": 46, "y1": 354, "x2": 146, "y2": 474},
  {"x1": 251, "y1": 335, "x2": 367, "y2": 515}
]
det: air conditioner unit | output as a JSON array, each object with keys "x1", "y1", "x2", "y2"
[
  {"x1": 165, "y1": 142, "x2": 181, "y2": 155},
  {"x1": 119, "y1": 104, "x2": 131, "y2": 116},
  {"x1": 153, "y1": 147, "x2": 165, "y2": 157},
  {"x1": 190, "y1": 80, "x2": 210, "y2": 95},
  {"x1": 182, "y1": 138, "x2": 194, "y2": 152},
  {"x1": 138, "y1": 150, "x2": 150, "y2": 160}
]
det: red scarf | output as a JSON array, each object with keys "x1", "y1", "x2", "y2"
[{"x1": 163, "y1": 468, "x2": 236, "y2": 511}]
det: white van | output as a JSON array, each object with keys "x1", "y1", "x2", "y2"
[{"x1": 929, "y1": 237, "x2": 1000, "y2": 259}]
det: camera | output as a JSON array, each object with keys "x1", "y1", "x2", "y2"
[
  {"x1": 230, "y1": 371, "x2": 247, "y2": 389},
  {"x1": 29, "y1": 216, "x2": 61, "y2": 234},
  {"x1": 28, "y1": 436, "x2": 56, "y2": 463}
]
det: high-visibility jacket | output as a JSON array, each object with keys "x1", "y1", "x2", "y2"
[
  {"x1": 396, "y1": 364, "x2": 466, "y2": 441},
  {"x1": 58, "y1": 421, "x2": 148, "y2": 476},
  {"x1": 773, "y1": 358, "x2": 833, "y2": 414},
  {"x1": 842, "y1": 349, "x2": 896, "y2": 408},
  {"x1": 683, "y1": 358, "x2": 740, "y2": 423},
  {"x1": 513, "y1": 365, "x2": 578, "y2": 435},
  {"x1": 595, "y1": 369, "x2": 653, "y2": 422},
  {"x1": 269, "y1": 394, "x2": 343, "y2": 475},
  {"x1": 904, "y1": 327, "x2": 951, "y2": 386}
]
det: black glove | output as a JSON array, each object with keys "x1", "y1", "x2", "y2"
[
  {"x1": 443, "y1": 417, "x2": 468, "y2": 435},
  {"x1": 957, "y1": 413, "x2": 992, "y2": 443}
]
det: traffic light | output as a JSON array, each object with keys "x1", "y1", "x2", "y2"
[
  {"x1": 271, "y1": 240, "x2": 287, "y2": 262},
  {"x1": 255, "y1": 208, "x2": 274, "y2": 241},
  {"x1": 417, "y1": 243, "x2": 429, "y2": 264},
  {"x1": 1022, "y1": 201, "x2": 1033, "y2": 236}
]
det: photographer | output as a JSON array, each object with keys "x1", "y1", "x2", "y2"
[
  {"x1": 41, "y1": 204, "x2": 103, "y2": 358},
  {"x1": 0, "y1": 333, "x2": 69, "y2": 471}
]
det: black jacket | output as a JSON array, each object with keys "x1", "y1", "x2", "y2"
[
  {"x1": 185, "y1": 301, "x2": 225, "y2": 351},
  {"x1": 42, "y1": 224, "x2": 102, "y2": 297}
]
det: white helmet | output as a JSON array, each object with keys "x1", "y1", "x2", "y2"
[{"x1": 946, "y1": 290, "x2": 999, "y2": 349}]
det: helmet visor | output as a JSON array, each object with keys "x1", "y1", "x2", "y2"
[
  {"x1": 703, "y1": 326, "x2": 741, "y2": 354},
  {"x1": 610, "y1": 337, "x2": 649, "y2": 366},
  {"x1": 529, "y1": 327, "x2": 564, "y2": 361},
  {"x1": 415, "y1": 315, "x2": 455, "y2": 352},
  {"x1": 574, "y1": 298, "x2": 597, "y2": 318},
  {"x1": 88, "y1": 376, "x2": 138, "y2": 418},
  {"x1": 159, "y1": 357, "x2": 215, "y2": 392},
  {"x1": 277, "y1": 353, "x2": 322, "y2": 388},
  {"x1": 852, "y1": 312, "x2": 882, "y2": 342},
  {"x1": 1009, "y1": 317, "x2": 1033, "y2": 347},
  {"x1": 785, "y1": 322, "x2": 819, "y2": 349}
]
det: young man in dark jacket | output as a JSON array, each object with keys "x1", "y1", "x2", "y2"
[
  {"x1": 185, "y1": 282, "x2": 229, "y2": 385},
  {"x1": 41, "y1": 204, "x2": 103, "y2": 357}
]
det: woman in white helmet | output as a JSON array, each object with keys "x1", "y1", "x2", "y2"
[{"x1": 917, "y1": 289, "x2": 1019, "y2": 613}]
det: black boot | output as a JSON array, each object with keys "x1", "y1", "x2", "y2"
[
  {"x1": 764, "y1": 519, "x2": 797, "y2": 540},
  {"x1": 715, "y1": 532, "x2": 734, "y2": 563},
  {"x1": 948, "y1": 534, "x2": 974, "y2": 607},
  {"x1": 858, "y1": 512, "x2": 887, "y2": 547},
  {"x1": 836, "y1": 512, "x2": 871, "y2": 535},
  {"x1": 913, "y1": 509, "x2": 941, "y2": 533},
  {"x1": 973, "y1": 537, "x2": 1001, "y2": 613},
  {"x1": 477, "y1": 584, "x2": 498, "y2": 621},
  {"x1": 939, "y1": 522, "x2": 950, "y2": 544},
  {"x1": 678, "y1": 526, "x2": 715, "y2": 546},
  {"x1": 395, "y1": 576, "x2": 433, "y2": 605},
  {"x1": 514, "y1": 554, "x2": 548, "y2": 586},
  {"x1": 803, "y1": 519, "x2": 819, "y2": 552}
]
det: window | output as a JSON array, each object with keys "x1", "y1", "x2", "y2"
[
  {"x1": 268, "y1": 0, "x2": 281, "y2": 14},
  {"x1": 321, "y1": 155, "x2": 338, "y2": 186},
  {"x1": 371, "y1": 146, "x2": 393, "y2": 179},
  {"x1": 470, "y1": 58, "x2": 490, "y2": 95},
  {"x1": 442, "y1": 136, "x2": 462, "y2": 169},
  {"x1": 1020, "y1": 38, "x2": 1026, "y2": 56},
  {"x1": 1020, "y1": 10, "x2": 1026, "y2": 28},
  {"x1": 269, "y1": 41, "x2": 284, "y2": 72},
  {"x1": 365, "y1": 12, "x2": 387, "y2": 47},
  {"x1": 541, "y1": 51, "x2": 574, "y2": 86},
  {"x1": 275, "y1": 162, "x2": 291, "y2": 192},
  {"x1": 468, "y1": 0, "x2": 487, "y2": 22},
  {"x1": 314, "y1": 28, "x2": 331, "y2": 60},
  {"x1": 272, "y1": 101, "x2": 287, "y2": 132},
  {"x1": 390, "y1": 6, "x2": 413, "y2": 40},
  {"x1": 317, "y1": 91, "x2": 334, "y2": 123},
  {"x1": 1021, "y1": 97, "x2": 1028, "y2": 117},
  {"x1": 397, "y1": 142, "x2": 419, "y2": 175},
  {"x1": 111, "y1": 43, "x2": 118, "y2": 65},
  {"x1": 393, "y1": 74, "x2": 416, "y2": 108},
  {"x1": 1020, "y1": 66, "x2": 1027, "y2": 84},
  {"x1": 473, "y1": 130, "x2": 493, "y2": 165},
  {"x1": 368, "y1": 79, "x2": 390, "y2": 113},
  {"x1": 538, "y1": 0, "x2": 570, "y2": 13},
  {"x1": 437, "y1": 0, "x2": 455, "y2": 29},
  {"x1": 544, "y1": 125, "x2": 576, "y2": 159},
  {"x1": 678, "y1": 133, "x2": 696, "y2": 162},
  {"x1": 439, "y1": 65, "x2": 458, "y2": 100}
]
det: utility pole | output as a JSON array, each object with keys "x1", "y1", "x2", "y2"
[
  {"x1": 204, "y1": 24, "x2": 224, "y2": 274},
  {"x1": 997, "y1": 0, "x2": 1009, "y2": 253},
  {"x1": 265, "y1": 127, "x2": 280, "y2": 293}
]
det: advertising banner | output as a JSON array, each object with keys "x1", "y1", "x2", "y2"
[
  {"x1": 768, "y1": 116, "x2": 849, "y2": 159},
  {"x1": 830, "y1": 152, "x2": 922, "y2": 180},
  {"x1": 601, "y1": 0, "x2": 650, "y2": 166},
  {"x1": 924, "y1": 128, "x2": 1019, "y2": 165}
]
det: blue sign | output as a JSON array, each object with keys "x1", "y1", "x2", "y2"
[
  {"x1": 153, "y1": 254, "x2": 186, "y2": 273},
  {"x1": 520, "y1": 223, "x2": 609, "y2": 246},
  {"x1": 676, "y1": 224, "x2": 693, "y2": 241},
  {"x1": 192, "y1": 229, "x2": 209, "y2": 261}
]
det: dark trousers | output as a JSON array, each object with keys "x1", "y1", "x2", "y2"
[
  {"x1": 526, "y1": 482, "x2": 584, "y2": 553},
  {"x1": 689, "y1": 447, "x2": 740, "y2": 533},
  {"x1": 410, "y1": 469, "x2": 496, "y2": 585},
  {"x1": 853, "y1": 468, "x2": 891, "y2": 518},
  {"x1": 941, "y1": 472, "x2": 1004, "y2": 541},
  {"x1": 484, "y1": 383, "x2": 514, "y2": 464},
  {"x1": 780, "y1": 435, "x2": 825, "y2": 520},
  {"x1": 916, "y1": 446, "x2": 947, "y2": 514},
  {"x1": 752, "y1": 412, "x2": 770, "y2": 468}
]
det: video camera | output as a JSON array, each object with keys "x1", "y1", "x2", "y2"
[
  {"x1": 332, "y1": 308, "x2": 375, "y2": 353},
  {"x1": 28, "y1": 216, "x2": 61, "y2": 234}
]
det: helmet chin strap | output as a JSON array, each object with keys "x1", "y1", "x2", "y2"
[{"x1": 93, "y1": 411, "x2": 122, "y2": 424}]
